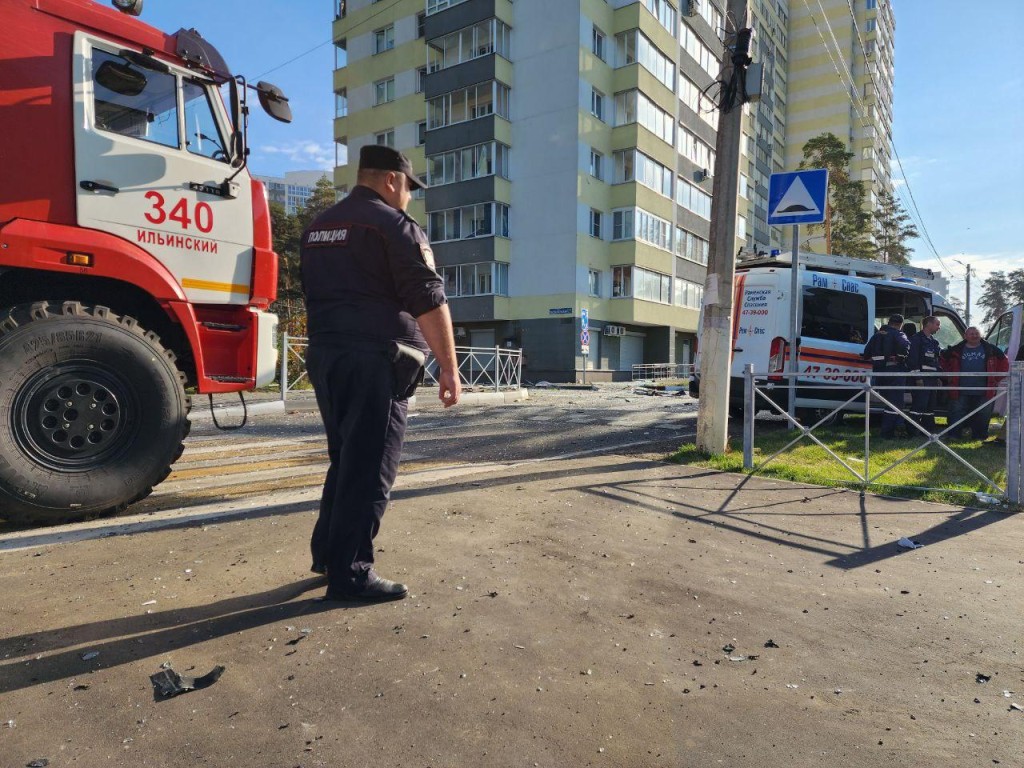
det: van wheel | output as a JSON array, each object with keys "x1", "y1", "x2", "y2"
[{"x1": 0, "y1": 301, "x2": 190, "y2": 525}]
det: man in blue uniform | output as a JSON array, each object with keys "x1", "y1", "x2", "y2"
[
  {"x1": 301, "y1": 145, "x2": 461, "y2": 602},
  {"x1": 863, "y1": 313, "x2": 910, "y2": 438},
  {"x1": 906, "y1": 315, "x2": 942, "y2": 432}
]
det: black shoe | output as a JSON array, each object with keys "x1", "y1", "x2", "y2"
[
  {"x1": 325, "y1": 572, "x2": 408, "y2": 603},
  {"x1": 310, "y1": 563, "x2": 327, "y2": 576}
]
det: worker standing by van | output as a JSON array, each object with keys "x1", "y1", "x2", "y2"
[
  {"x1": 907, "y1": 315, "x2": 942, "y2": 432},
  {"x1": 864, "y1": 314, "x2": 911, "y2": 438}
]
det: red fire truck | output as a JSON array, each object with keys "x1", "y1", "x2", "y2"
[{"x1": 0, "y1": 0, "x2": 292, "y2": 523}]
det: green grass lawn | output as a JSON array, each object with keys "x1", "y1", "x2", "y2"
[{"x1": 671, "y1": 415, "x2": 1010, "y2": 506}]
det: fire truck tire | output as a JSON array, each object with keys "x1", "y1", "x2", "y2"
[{"x1": 0, "y1": 301, "x2": 191, "y2": 525}]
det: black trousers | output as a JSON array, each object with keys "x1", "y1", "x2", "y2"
[
  {"x1": 909, "y1": 377, "x2": 937, "y2": 431},
  {"x1": 307, "y1": 343, "x2": 408, "y2": 590}
]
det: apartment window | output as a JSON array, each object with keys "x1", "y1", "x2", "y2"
[
  {"x1": 334, "y1": 38, "x2": 347, "y2": 69},
  {"x1": 613, "y1": 90, "x2": 674, "y2": 145},
  {"x1": 697, "y1": 0, "x2": 723, "y2": 33},
  {"x1": 417, "y1": 12, "x2": 426, "y2": 38},
  {"x1": 439, "y1": 262, "x2": 509, "y2": 297},
  {"x1": 675, "y1": 226, "x2": 709, "y2": 264},
  {"x1": 681, "y1": 23, "x2": 719, "y2": 78},
  {"x1": 679, "y1": 125, "x2": 716, "y2": 173},
  {"x1": 612, "y1": 266, "x2": 671, "y2": 303},
  {"x1": 615, "y1": 29, "x2": 674, "y2": 91},
  {"x1": 374, "y1": 77, "x2": 395, "y2": 105},
  {"x1": 589, "y1": 209, "x2": 602, "y2": 239},
  {"x1": 673, "y1": 278, "x2": 704, "y2": 309},
  {"x1": 676, "y1": 177, "x2": 712, "y2": 218},
  {"x1": 335, "y1": 89, "x2": 348, "y2": 118},
  {"x1": 588, "y1": 269, "x2": 602, "y2": 297},
  {"x1": 592, "y1": 27, "x2": 606, "y2": 61},
  {"x1": 679, "y1": 73, "x2": 718, "y2": 129},
  {"x1": 417, "y1": 121, "x2": 427, "y2": 146},
  {"x1": 737, "y1": 214, "x2": 747, "y2": 241},
  {"x1": 373, "y1": 25, "x2": 395, "y2": 54},
  {"x1": 589, "y1": 149, "x2": 603, "y2": 180},
  {"x1": 416, "y1": 67, "x2": 427, "y2": 93},
  {"x1": 612, "y1": 208, "x2": 633, "y2": 241},
  {"x1": 591, "y1": 88, "x2": 605, "y2": 121},
  {"x1": 374, "y1": 129, "x2": 395, "y2": 147},
  {"x1": 641, "y1": 0, "x2": 677, "y2": 33},
  {"x1": 426, "y1": 0, "x2": 469, "y2": 15},
  {"x1": 428, "y1": 19, "x2": 512, "y2": 72},
  {"x1": 612, "y1": 207, "x2": 672, "y2": 251},
  {"x1": 613, "y1": 149, "x2": 673, "y2": 198},
  {"x1": 866, "y1": 18, "x2": 876, "y2": 32},
  {"x1": 335, "y1": 0, "x2": 346, "y2": 19},
  {"x1": 866, "y1": 0, "x2": 876, "y2": 8},
  {"x1": 427, "y1": 81, "x2": 510, "y2": 129},
  {"x1": 428, "y1": 142, "x2": 510, "y2": 185},
  {"x1": 428, "y1": 203, "x2": 510, "y2": 242}
]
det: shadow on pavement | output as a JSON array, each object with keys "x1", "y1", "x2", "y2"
[{"x1": 0, "y1": 578, "x2": 342, "y2": 696}]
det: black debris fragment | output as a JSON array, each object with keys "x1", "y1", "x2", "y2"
[
  {"x1": 976, "y1": 673, "x2": 992, "y2": 684},
  {"x1": 722, "y1": 644, "x2": 735, "y2": 654},
  {"x1": 150, "y1": 665, "x2": 226, "y2": 699},
  {"x1": 27, "y1": 760, "x2": 49, "y2": 768},
  {"x1": 764, "y1": 639, "x2": 780, "y2": 649},
  {"x1": 286, "y1": 635, "x2": 305, "y2": 647}
]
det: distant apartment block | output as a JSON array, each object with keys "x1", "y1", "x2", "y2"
[
  {"x1": 331, "y1": 0, "x2": 895, "y2": 381},
  {"x1": 254, "y1": 170, "x2": 332, "y2": 215}
]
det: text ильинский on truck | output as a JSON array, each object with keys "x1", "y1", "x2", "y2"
[
  {"x1": 0, "y1": 0, "x2": 292, "y2": 523},
  {"x1": 690, "y1": 251, "x2": 972, "y2": 424}
]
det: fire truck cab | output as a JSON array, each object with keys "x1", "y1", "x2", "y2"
[{"x1": 0, "y1": 0, "x2": 291, "y2": 523}]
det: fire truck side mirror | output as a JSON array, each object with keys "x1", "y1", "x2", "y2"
[
  {"x1": 95, "y1": 61, "x2": 147, "y2": 97},
  {"x1": 228, "y1": 78, "x2": 245, "y2": 168},
  {"x1": 111, "y1": 0, "x2": 143, "y2": 16},
  {"x1": 255, "y1": 81, "x2": 293, "y2": 124}
]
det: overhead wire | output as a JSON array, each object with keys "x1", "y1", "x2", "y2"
[{"x1": 254, "y1": 0, "x2": 409, "y2": 80}]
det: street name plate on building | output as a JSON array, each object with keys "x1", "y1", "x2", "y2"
[{"x1": 549, "y1": 307, "x2": 572, "y2": 316}]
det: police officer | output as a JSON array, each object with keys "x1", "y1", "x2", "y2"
[
  {"x1": 906, "y1": 315, "x2": 942, "y2": 432},
  {"x1": 300, "y1": 145, "x2": 461, "y2": 602},
  {"x1": 863, "y1": 313, "x2": 910, "y2": 438}
]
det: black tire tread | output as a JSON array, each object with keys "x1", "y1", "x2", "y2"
[{"x1": 0, "y1": 301, "x2": 191, "y2": 525}]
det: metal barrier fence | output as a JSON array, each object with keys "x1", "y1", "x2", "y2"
[
  {"x1": 741, "y1": 363, "x2": 1023, "y2": 504},
  {"x1": 279, "y1": 334, "x2": 522, "y2": 400},
  {"x1": 632, "y1": 363, "x2": 695, "y2": 382}
]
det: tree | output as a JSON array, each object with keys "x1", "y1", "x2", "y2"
[
  {"x1": 872, "y1": 189, "x2": 918, "y2": 265},
  {"x1": 296, "y1": 175, "x2": 339, "y2": 233},
  {"x1": 947, "y1": 296, "x2": 965, "y2": 317},
  {"x1": 977, "y1": 271, "x2": 1011, "y2": 328},
  {"x1": 1008, "y1": 268, "x2": 1024, "y2": 307},
  {"x1": 799, "y1": 132, "x2": 873, "y2": 258}
]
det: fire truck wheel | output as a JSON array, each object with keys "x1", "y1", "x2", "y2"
[{"x1": 0, "y1": 301, "x2": 190, "y2": 525}]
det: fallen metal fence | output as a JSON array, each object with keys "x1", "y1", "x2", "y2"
[
  {"x1": 279, "y1": 335, "x2": 522, "y2": 400},
  {"x1": 741, "y1": 362, "x2": 1023, "y2": 505},
  {"x1": 632, "y1": 363, "x2": 695, "y2": 382}
]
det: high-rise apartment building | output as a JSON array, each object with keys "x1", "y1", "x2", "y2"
[
  {"x1": 254, "y1": 170, "x2": 332, "y2": 215},
  {"x1": 332, "y1": 0, "x2": 891, "y2": 381},
  {"x1": 785, "y1": 0, "x2": 894, "y2": 216}
]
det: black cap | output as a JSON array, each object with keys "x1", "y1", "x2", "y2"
[{"x1": 359, "y1": 145, "x2": 428, "y2": 191}]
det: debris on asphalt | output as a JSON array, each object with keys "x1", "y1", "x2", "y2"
[
  {"x1": 896, "y1": 537, "x2": 923, "y2": 550},
  {"x1": 4, "y1": 719, "x2": 14, "y2": 728},
  {"x1": 141, "y1": 600, "x2": 157, "y2": 606},
  {"x1": 286, "y1": 635, "x2": 306, "y2": 647},
  {"x1": 722, "y1": 644, "x2": 735, "y2": 654},
  {"x1": 72, "y1": 684, "x2": 90, "y2": 691},
  {"x1": 80, "y1": 651, "x2": 99, "y2": 661},
  {"x1": 975, "y1": 493, "x2": 1000, "y2": 505},
  {"x1": 150, "y1": 665, "x2": 226, "y2": 699},
  {"x1": 764, "y1": 639, "x2": 780, "y2": 648},
  {"x1": 26, "y1": 760, "x2": 49, "y2": 768},
  {"x1": 1011, "y1": 703, "x2": 1023, "y2": 713},
  {"x1": 976, "y1": 673, "x2": 992, "y2": 683}
]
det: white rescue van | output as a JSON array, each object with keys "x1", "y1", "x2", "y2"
[{"x1": 691, "y1": 252, "x2": 968, "y2": 420}]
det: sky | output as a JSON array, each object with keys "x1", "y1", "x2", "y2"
[{"x1": 139, "y1": 0, "x2": 1023, "y2": 322}]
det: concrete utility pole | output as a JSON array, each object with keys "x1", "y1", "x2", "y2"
[
  {"x1": 696, "y1": 0, "x2": 751, "y2": 455},
  {"x1": 954, "y1": 258, "x2": 972, "y2": 325}
]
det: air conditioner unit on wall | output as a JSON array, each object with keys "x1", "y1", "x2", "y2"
[
  {"x1": 686, "y1": 0, "x2": 700, "y2": 17},
  {"x1": 603, "y1": 325, "x2": 626, "y2": 337}
]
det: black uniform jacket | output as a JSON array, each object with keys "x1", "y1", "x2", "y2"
[{"x1": 300, "y1": 185, "x2": 446, "y2": 351}]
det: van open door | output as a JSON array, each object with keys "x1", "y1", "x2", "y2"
[{"x1": 986, "y1": 305, "x2": 1023, "y2": 416}]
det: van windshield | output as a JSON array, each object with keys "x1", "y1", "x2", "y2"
[{"x1": 875, "y1": 287, "x2": 929, "y2": 334}]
